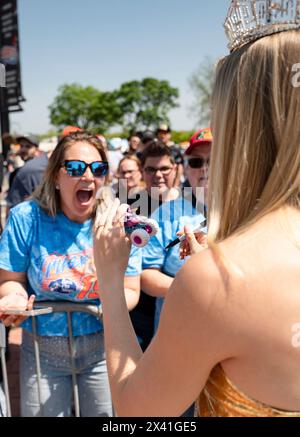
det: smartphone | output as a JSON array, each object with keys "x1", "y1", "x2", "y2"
[{"x1": 1, "y1": 307, "x2": 53, "y2": 316}]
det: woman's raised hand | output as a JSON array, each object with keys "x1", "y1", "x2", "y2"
[
  {"x1": 178, "y1": 225, "x2": 208, "y2": 260},
  {"x1": 93, "y1": 199, "x2": 131, "y2": 293}
]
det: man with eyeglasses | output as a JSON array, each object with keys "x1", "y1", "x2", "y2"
[
  {"x1": 125, "y1": 140, "x2": 180, "y2": 216},
  {"x1": 126, "y1": 140, "x2": 180, "y2": 352},
  {"x1": 140, "y1": 140, "x2": 180, "y2": 211}
]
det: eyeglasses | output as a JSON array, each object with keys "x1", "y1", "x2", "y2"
[
  {"x1": 187, "y1": 157, "x2": 210, "y2": 169},
  {"x1": 62, "y1": 160, "x2": 109, "y2": 178},
  {"x1": 144, "y1": 166, "x2": 174, "y2": 176},
  {"x1": 119, "y1": 169, "x2": 139, "y2": 176}
]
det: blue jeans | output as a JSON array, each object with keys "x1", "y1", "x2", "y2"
[{"x1": 20, "y1": 330, "x2": 113, "y2": 417}]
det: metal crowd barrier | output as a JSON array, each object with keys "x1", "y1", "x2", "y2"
[
  {"x1": 0, "y1": 322, "x2": 10, "y2": 417},
  {"x1": 0, "y1": 301, "x2": 103, "y2": 417}
]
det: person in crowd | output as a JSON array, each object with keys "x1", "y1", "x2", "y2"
[
  {"x1": 182, "y1": 127, "x2": 212, "y2": 216},
  {"x1": 0, "y1": 131, "x2": 140, "y2": 417},
  {"x1": 6, "y1": 151, "x2": 49, "y2": 211},
  {"x1": 9, "y1": 135, "x2": 40, "y2": 179},
  {"x1": 132, "y1": 140, "x2": 180, "y2": 215},
  {"x1": 5, "y1": 150, "x2": 23, "y2": 185},
  {"x1": 141, "y1": 128, "x2": 212, "y2": 332},
  {"x1": 156, "y1": 123, "x2": 184, "y2": 186},
  {"x1": 125, "y1": 132, "x2": 142, "y2": 156},
  {"x1": 107, "y1": 138, "x2": 127, "y2": 183},
  {"x1": 93, "y1": 1, "x2": 300, "y2": 417},
  {"x1": 116, "y1": 155, "x2": 143, "y2": 198},
  {"x1": 6, "y1": 135, "x2": 40, "y2": 189},
  {"x1": 1, "y1": 133, "x2": 15, "y2": 161},
  {"x1": 6, "y1": 135, "x2": 42, "y2": 216},
  {"x1": 156, "y1": 123, "x2": 174, "y2": 147},
  {"x1": 125, "y1": 141, "x2": 179, "y2": 351},
  {"x1": 15, "y1": 135, "x2": 41, "y2": 163},
  {"x1": 135, "y1": 130, "x2": 156, "y2": 160}
]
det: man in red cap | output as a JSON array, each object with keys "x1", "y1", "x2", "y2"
[{"x1": 184, "y1": 128, "x2": 212, "y2": 212}]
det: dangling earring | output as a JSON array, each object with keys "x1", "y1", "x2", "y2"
[{"x1": 55, "y1": 185, "x2": 60, "y2": 190}]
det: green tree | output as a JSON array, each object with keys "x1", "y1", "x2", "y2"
[
  {"x1": 115, "y1": 78, "x2": 179, "y2": 131},
  {"x1": 48, "y1": 84, "x2": 122, "y2": 133},
  {"x1": 189, "y1": 57, "x2": 216, "y2": 127},
  {"x1": 49, "y1": 79, "x2": 179, "y2": 134}
]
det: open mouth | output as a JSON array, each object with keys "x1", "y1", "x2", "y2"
[{"x1": 76, "y1": 189, "x2": 94, "y2": 204}]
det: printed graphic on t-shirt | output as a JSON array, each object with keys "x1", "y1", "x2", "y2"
[{"x1": 42, "y1": 248, "x2": 99, "y2": 300}]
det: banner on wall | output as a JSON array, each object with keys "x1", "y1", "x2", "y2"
[{"x1": 0, "y1": 0, "x2": 25, "y2": 112}]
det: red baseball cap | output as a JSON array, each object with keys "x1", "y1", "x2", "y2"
[
  {"x1": 185, "y1": 128, "x2": 213, "y2": 155},
  {"x1": 61, "y1": 125, "x2": 83, "y2": 138}
]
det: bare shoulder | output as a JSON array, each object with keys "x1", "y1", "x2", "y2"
[
  {"x1": 175, "y1": 248, "x2": 228, "y2": 306},
  {"x1": 158, "y1": 248, "x2": 239, "y2": 369},
  {"x1": 167, "y1": 247, "x2": 243, "y2": 351},
  {"x1": 164, "y1": 248, "x2": 236, "y2": 344}
]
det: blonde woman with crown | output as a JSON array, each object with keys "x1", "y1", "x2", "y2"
[{"x1": 93, "y1": 0, "x2": 300, "y2": 417}]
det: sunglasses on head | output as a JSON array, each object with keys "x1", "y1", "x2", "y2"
[
  {"x1": 187, "y1": 157, "x2": 210, "y2": 169},
  {"x1": 62, "y1": 160, "x2": 109, "y2": 178}
]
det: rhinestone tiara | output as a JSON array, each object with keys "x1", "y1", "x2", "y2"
[{"x1": 224, "y1": 0, "x2": 300, "y2": 51}]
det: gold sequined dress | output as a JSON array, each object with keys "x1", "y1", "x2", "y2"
[{"x1": 196, "y1": 365, "x2": 300, "y2": 417}]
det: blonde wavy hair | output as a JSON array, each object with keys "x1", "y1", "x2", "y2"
[
  {"x1": 209, "y1": 30, "x2": 300, "y2": 244},
  {"x1": 32, "y1": 131, "x2": 109, "y2": 219}
]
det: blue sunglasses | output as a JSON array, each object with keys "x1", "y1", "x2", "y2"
[{"x1": 63, "y1": 160, "x2": 109, "y2": 178}]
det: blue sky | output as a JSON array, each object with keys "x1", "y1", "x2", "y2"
[{"x1": 10, "y1": 0, "x2": 229, "y2": 135}]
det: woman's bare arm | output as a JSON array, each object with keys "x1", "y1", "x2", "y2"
[{"x1": 94, "y1": 200, "x2": 234, "y2": 416}]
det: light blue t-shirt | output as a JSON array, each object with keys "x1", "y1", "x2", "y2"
[
  {"x1": 0, "y1": 200, "x2": 140, "y2": 336},
  {"x1": 142, "y1": 197, "x2": 206, "y2": 331},
  {"x1": 125, "y1": 245, "x2": 142, "y2": 277}
]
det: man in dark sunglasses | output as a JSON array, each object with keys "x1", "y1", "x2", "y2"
[{"x1": 184, "y1": 128, "x2": 212, "y2": 210}]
